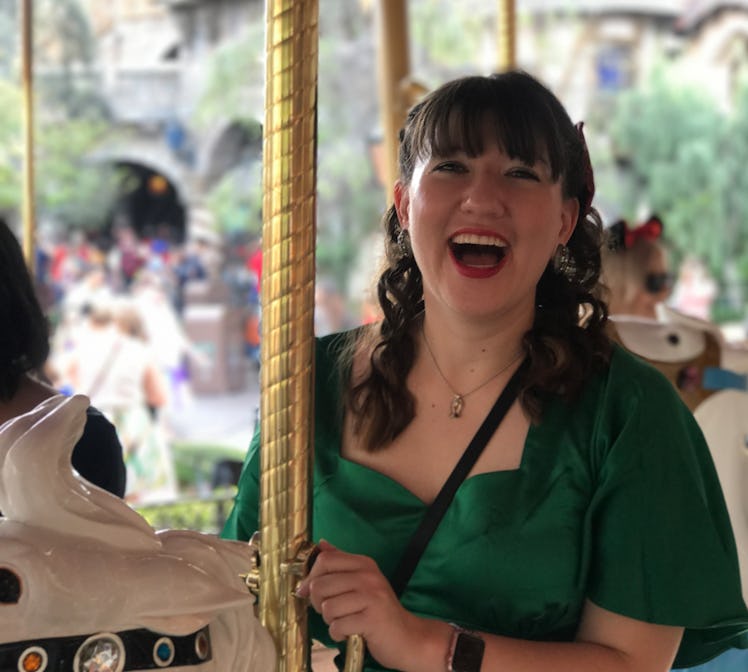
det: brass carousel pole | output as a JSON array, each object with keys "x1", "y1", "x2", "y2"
[
  {"x1": 374, "y1": 0, "x2": 410, "y2": 205},
  {"x1": 497, "y1": 0, "x2": 517, "y2": 71},
  {"x1": 259, "y1": 2, "x2": 318, "y2": 670},
  {"x1": 21, "y1": 0, "x2": 36, "y2": 272}
]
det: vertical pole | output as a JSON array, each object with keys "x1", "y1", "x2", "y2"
[
  {"x1": 375, "y1": 0, "x2": 410, "y2": 205},
  {"x1": 497, "y1": 0, "x2": 516, "y2": 71},
  {"x1": 21, "y1": 0, "x2": 36, "y2": 273},
  {"x1": 260, "y1": 2, "x2": 318, "y2": 671}
]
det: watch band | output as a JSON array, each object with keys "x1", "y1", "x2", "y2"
[{"x1": 446, "y1": 624, "x2": 485, "y2": 672}]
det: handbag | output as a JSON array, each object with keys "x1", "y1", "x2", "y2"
[{"x1": 389, "y1": 357, "x2": 528, "y2": 597}]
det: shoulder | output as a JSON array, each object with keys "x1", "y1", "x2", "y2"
[
  {"x1": 315, "y1": 326, "x2": 369, "y2": 377},
  {"x1": 78, "y1": 406, "x2": 122, "y2": 456},
  {"x1": 540, "y1": 344, "x2": 699, "y2": 462},
  {"x1": 581, "y1": 343, "x2": 686, "y2": 417},
  {"x1": 84, "y1": 405, "x2": 116, "y2": 430},
  {"x1": 72, "y1": 405, "x2": 126, "y2": 497}
]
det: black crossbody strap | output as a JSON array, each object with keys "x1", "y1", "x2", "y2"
[{"x1": 389, "y1": 358, "x2": 528, "y2": 598}]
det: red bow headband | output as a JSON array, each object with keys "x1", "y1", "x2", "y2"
[{"x1": 608, "y1": 215, "x2": 664, "y2": 251}]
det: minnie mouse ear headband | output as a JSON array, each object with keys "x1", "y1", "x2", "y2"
[
  {"x1": 607, "y1": 215, "x2": 664, "y2": 251},
  {"x1": 576, "y1": 122, "x2": 595, "y2": 216}
]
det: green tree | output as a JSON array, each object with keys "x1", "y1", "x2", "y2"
[
  {"x1": 0, "y1": 80, "x2": 22, "y2": 212},
  {"x1": 608, "y1": 70, "x2": 726, "y2": 269},
  {"x1": 606, "y1": 68, "x2": 748, "y2": 318},
  {"x1": 721, "y1": 84, "x2": 748, "y2": 290},
  {"x1": 0, "y1": 0, "x2": 115, "y2": 230},
  {"x1": 193, "y1": 2, "x2": 385, "y2": 293}
]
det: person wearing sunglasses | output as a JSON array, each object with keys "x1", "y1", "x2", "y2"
[{"x1": 602, "y1": 215, "x2": 674, "y2": 319}]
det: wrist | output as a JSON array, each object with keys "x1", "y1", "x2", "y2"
[
  {"x1": 447, "y1": 624, "x2": 485, "y2": 672},
  {"x1": 397, "y1": 616, "x2": 454, "y2": 672}
]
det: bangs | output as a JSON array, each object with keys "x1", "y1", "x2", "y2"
[{"x1": 408, "y1": 75, "x2": 566, "y2": 180}]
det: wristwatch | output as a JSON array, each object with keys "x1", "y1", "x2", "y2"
[{"x1": 447, "y1": 624, "x2": 485, "y2": 672}]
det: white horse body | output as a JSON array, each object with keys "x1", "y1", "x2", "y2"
[{"x1": 0, "y1": 394, "x2": 275, "y2": 671}]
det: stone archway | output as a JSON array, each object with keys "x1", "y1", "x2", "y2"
[{"x1": 111, "y1": 161, "x2": 187, "y2": 243}]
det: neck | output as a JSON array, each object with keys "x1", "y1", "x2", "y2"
[
  {"x1": 419, "y1": 315, "x2": 527, "y2": 395},
  {"x1": 0, "y1": 374, "x2": 56, "y2": 424}
]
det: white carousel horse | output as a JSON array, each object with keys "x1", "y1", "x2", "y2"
[{"x1": 0, "y1": 393, "x2": 275, "y2": 672}]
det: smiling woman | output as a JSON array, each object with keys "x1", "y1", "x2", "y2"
[{"x1": 223, "y1": 71, "x2": 748, "y2": 672}]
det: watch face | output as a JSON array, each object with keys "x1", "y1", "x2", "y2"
[{"x1": 452, "y1": 632, "x2": 485, "y2": 672}]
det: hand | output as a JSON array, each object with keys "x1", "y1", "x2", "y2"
[{"x1": 296, "y1": 540, "x2": 439, "y2": 671}]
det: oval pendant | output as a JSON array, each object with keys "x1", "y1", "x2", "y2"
[{"x1": 450, "y1": 394, "x2": 464, "y2": 418}]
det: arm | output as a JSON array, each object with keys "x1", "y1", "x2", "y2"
[{"x1": 297, "y1": 542, "x2": 683, "y2": 672}]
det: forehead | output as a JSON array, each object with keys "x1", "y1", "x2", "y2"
[{"x1": 409, "y1": 84, "x2": 564, "y2": 178}]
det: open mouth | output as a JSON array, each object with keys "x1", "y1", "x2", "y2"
[{"x1": 448, "y1": 232, "x2": 508, "y2": 268}]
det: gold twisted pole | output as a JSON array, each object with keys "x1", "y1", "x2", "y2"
[
  {"x1": 21, "y1": 0, "x2": 36, "y2": 273},
  {"x1": 259, "y1": 2, "x2": 318, "y2": 670},
  {"x1": 497, "y1": 0, "x2": 516, "y2": 71}
]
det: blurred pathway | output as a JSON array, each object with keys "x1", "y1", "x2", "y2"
[{"x1": 168, "y1": 364, "x2": 260, "y2": 453}]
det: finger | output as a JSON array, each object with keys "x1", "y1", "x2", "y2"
[
  {"x1": 307, "y1": 572, "x2": 366, "y2": 611},
  {"x1": 327, "y1": 610, "x2": 370, "y2": 643},
  {"x1": 319, "y1": 589, "x2": 368, "y2": 626},
  {"x1": 310, "y1": 547, "x2": 376, "y2": 578},
  {"x1": 317, "y1": 539, "x2": 337, "y2": 552}
]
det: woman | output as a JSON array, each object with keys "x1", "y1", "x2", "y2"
[
  {"x1": 0, "y1": 219, "x2": 126, "y2": 498},
  {"x1": 223, "y1": 71, "x2": 747, "y2": 671},
  {"x1": 601, "y1": 215, "x2": 674, "y2": 319},
  {"x1": 56, "y1": 293, "x2": 176, "y2": 504}
]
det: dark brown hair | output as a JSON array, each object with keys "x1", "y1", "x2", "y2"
[
  {"x1": 347, "y1": 71, "x2": 611, "y2": 451},
  {"x1": 0, "y1": 219, "x2": 51, "y2": 400}
]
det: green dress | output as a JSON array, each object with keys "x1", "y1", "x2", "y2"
[{"x1": 223, "y1": 331, "x2": 748, "y2": 671}]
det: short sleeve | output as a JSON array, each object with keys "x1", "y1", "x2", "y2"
[
  {"x1": 221, "y1": 425, "x2": 261, "y2": 541},
  {"x1": 587, "y1": 360, "x2": 748, "y2": 667}
]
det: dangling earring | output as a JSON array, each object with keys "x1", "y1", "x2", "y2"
[
  {"x1": 397, "y1": 228, "x2": 412, "y2": 257},
  {"x1": 553, "y1": 244, "x2": 576, "y2": 280}
]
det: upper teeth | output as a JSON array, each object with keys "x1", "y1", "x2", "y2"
[{"x1": 451, "y1": 233, "x2": 506, "y2": 246}]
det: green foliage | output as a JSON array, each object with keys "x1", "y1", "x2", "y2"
[
  {"x1": 35, "y1": 120, "x2": 118, "y2": 230},
  {"x1": 314, "y1": 4, "x2": 385, "y2": 290},
  {"x1": 171, "y1": 441, "x2": 246, "y2": 493},
  {"x1": 193, "y1": 26, "x2": 265, "y2": 130},
  {"x1": 206, "y1": 162, "x2": 263, "y2": 236},
  {"x1": 0, "y1": 0, "x2": 111, "y2": 229},
  {"x1": 410, "y1": 0, "x2": 495, "y2": 77},
  {"x1": 135, "y1": 491, "x2": 237, "y2": 534},
  {"x1": 0, "y1": 80, "x2": 22, "y2": 210},
  {"x1": 607, "y1": 68, "x2": 748, "y2": 293}
]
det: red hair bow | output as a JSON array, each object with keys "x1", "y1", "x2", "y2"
[{"x1": 624, "y1": 215, "x2": 663, "y2": 249}]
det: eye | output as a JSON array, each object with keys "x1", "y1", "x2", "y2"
[
  {"x1": 0, "y1": 567, "x2": 21, "y2": 604},
  {"x1": 432, "y1": 160, "x2": 467, "y2": 174},
  {"x1": 507, "y1": 166, "x2": 540, "y2": 181}
]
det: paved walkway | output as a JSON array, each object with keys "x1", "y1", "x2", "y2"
[{"x1": 168, "y1": 364, "x2": 260, "y2": 453}]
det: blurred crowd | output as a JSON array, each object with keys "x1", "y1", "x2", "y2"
[{"x1": 26, "y1": 220, "x2": 367, "y2": 504}]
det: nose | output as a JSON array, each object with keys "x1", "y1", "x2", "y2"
[{"x1": 460, "y1": 171, "x2": 505, "y2": 217}]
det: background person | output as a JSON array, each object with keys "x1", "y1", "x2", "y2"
[
  {"x1": 0, "y1": 218, "x2": 126, "y2": 499},
  {"x1": 601, "y1": 214, "x2": 673, "y2": 319},
  {"x1": 224, "y1": 71, "x2": 747, "y2": 672},
  {"x1": 54, "y1": 292, "x2": 175, "y2": 504}
]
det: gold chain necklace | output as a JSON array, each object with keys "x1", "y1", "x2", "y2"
[{"x1": 421, "y1": 327, "x2": 524, "y2": 418}]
